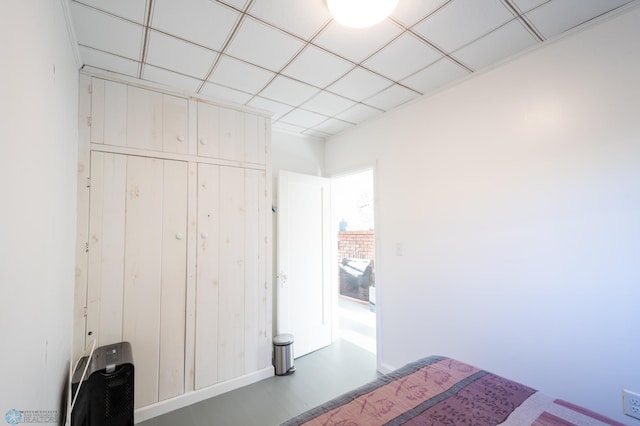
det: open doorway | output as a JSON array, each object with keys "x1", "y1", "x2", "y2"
[{"x1": 332, "y1": 169, "x2": 376, "y2": 354}]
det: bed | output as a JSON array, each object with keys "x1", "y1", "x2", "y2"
[{"x1": 281, "y1": 355, "x2": 624, "y2": 426}]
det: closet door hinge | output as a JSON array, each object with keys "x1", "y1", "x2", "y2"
[
  {"x1": 83, "y1": 306, "x2": 88, "y2": 317},
  {"x1": 87, "y1": 116, "x2": 92, "y2": 127},
  {"x1": 86, "y1": 177, "x2": 91, "y2": 189},
  {"x1": 88, "y1": 84, "x2": 92, "y2": 94},
  {"x1": 85, "y1": 242, "x2": 89, "y2": 253}
]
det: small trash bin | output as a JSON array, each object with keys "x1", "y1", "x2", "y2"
[{"x1": 273, "y1": 333, "x2": 295, "y2": 375}]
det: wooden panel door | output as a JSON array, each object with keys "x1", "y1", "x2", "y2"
[
  {"x1": 244, "y1": 114, "x2": 267, "y2": 165},
  {"x1": 194, "y1": 163, "x2": 220, "y2": 390},
  {"x1": 218, "y1": 166, "x2": 246, "y2": 382},
  {"x1": 196, "y1": 102, "x2": 220, "y2": 159},
  {"x1": 90, "y1": 78, "x2": 127, "y2": 146},
  {"x1": 159, "y1": 160, "x2": 188, "y2": 400},
  {"x1": 219, "y1": 108, "x2": 245, "y2": 162},
  {"x1": 243, "y1": 168, "x2": 268, "y2": 372},
  {"x1": 87, "y1": 153, "x2": 188, "y2": 408},
  {"x1": 86, "y1": 152, "x2": 127, "y2": 346},
  {"x1": 127, "y1": 86, "x2": 163, "y2": 151},
  {"x1": 162, "y1": 94, "x2": 189, "y2": 155}
]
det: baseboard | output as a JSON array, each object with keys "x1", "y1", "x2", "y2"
[{"x1": 134, "y1": 366, "x2": 275, "y2": 423}]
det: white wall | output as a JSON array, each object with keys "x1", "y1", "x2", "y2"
[
  {"x1": 0, "y1": 1, "x2": 79, "y2": 422},
  {"x1": 325, "y1": 5, "x2": 640, "y2": 423}
]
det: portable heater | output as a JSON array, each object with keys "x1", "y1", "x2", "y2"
[{"x1": 71, "y1": 342, "x2": 134, "y2": 426}]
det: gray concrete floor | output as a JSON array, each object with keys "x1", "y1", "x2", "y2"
[{"x1": 138, "y1": 338, "x2": 379, "y2": 426}]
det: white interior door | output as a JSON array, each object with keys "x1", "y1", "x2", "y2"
[{"x1": 277, "y1": 171, "x2": 331, "y2": 358}]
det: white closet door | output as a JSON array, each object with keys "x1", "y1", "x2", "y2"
[
  {"x1": 86, "y1": 152, "x2": 127, "y2": 346},
  {"x1": 219, "y1": 108, "x2": 245, "y2": 162},
  {"x1": 159, "y1": 160, "x2": 188, "y2": 400},
  {"x1": 244, "y1": 169, "x2": 268, "y2": 372},
  {"x1": 194, "y1": 163, "x2": 220, "y2": 390},
  {"x1": 197, "y1": 102, "x2": 220, "y2": 159},
  {"x1": 122, "y1": 155, "x2": 164, "y2": 408},
  {"x1": 127, "y1": 87, "x2": 163, "y2": 151},
  {"x1": 244, "y1": 114, "x2": 267, "y2": 165},
  {"x1": 87, "y1": 153, "x2": 188, "y2": 408},
  {"x1": 218, "y1": 166, "x2": 246, "y2": 382},
  {"x1": 90, "y1": 78, "x2": 127, "y2": 146},
  {"x1": 163, "y1": 94, "x2": 189, "y2": 155}
]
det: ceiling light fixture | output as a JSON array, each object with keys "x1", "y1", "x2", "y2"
[{"x1": 326, "y1": 0, "x2": 399, "y2": 28}]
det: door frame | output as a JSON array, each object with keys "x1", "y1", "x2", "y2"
[{"x1": 328, "y1": 163, "x2": 382, "y2": 367}]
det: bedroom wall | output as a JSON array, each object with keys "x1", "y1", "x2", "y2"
[
  {"x1": 324, "y1": 4, "x2": 640, "y2": 423},
  {"x1": 0, "y1": 0, "x2": 79, "y2": 423}
]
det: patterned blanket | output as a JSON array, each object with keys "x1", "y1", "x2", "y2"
[{"x1": 281, "y1": 356, "x2": 624, "y2": 426}]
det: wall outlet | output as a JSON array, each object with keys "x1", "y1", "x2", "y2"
[{"x1": 623, "y1": 389, "x2": 640, "y2": 420}]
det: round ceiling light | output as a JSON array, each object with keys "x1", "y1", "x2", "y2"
[{"x1": 326, "y1": 0, "x2": 399, "y2": 28}]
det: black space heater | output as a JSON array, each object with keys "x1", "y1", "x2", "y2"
[{"x1": 71, "y1": 342, "x2": 135, "y2": 426}]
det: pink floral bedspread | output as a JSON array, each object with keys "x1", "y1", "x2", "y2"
[{"x1": 281, "y1": 356, "x2": 624, "y2": 426}]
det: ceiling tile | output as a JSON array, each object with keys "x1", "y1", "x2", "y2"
[
  {"x1": 412, "y1": 0, "x2": 514, "y2": 52},
  {"x1": 247, "y1": 96, "x2": 294, "y2": 121},
  {"x1": 259, "y1": 76, "x2": 320, "y2": 106},
  {"x1": 146, "y1": 30, "x2": 218, "y2": 79},
  {"x1": 313, "y1": 20, "x2": 403, "y2": 64},
  {"x1": 453, "y1": 20, "x2": 537, "y2": 70},
  {"x1": 511, "y1": 0, "x2": 550, "y2": 13},
  {"x1": 272, "y1": 121, "x2": 307, "y2": 133},
  {"x1": 71, "y1": 2, "x2": 143, "y2": 60},
  {"x1": 78, "y1": 46, "x2": 139, "y2": 77},
  {"x1": 209, "y1": 55, "x2": 275, "y2": 93},
  {"x1": 226, "y1": 17, "x2": 305, "y2": 71},
  {"x1": 142, "y1": 65, "x2": 203, "y2": 93},
  {"x1": 311, "y1": 118, "x2": 354, "y2": 134},
  {"x1": 200, "y1": 82, "x2": 254, "y2": 105},
  {"x1": 72, "y1": 0, "x2": 147, "y2": 24},
  {"x1": 300, "y1": 92, "x2": 357, "y2": 117},
  {"x1": 282, "y1": 46, "x2": 354, "y2": 88},
  {"x1": 248, "y1": 0, "x2": 331, "y2": 39},
  {"x1": 525, "y1": 0, "x2": 633, "y2": 39},
  {"x1": 218, "y1": 0, "x2": 249, "y2": 10},
  {"x1": 151, "y1": 0, "x2": 239, "y2": 51},
  {"x1": 401, "y1": 57, "x2": 470, "y2": 94},
  {"x1": 327, "y1": 68, "x2": 393, "y2": 102},
  {"x1": 303, "y1": 129, "x2": 332, "y2": 139},
  {"x1": 363, "y1": 32, "x2": 442, "y2": 81},
  {"x1": 280, "y1": 109, "x2": 329, "y2": 129},
  {"x1": 391, "y1": 0, "x2": 449, "y2": 27},
  {"x1": 335, "y1": 103, "x2": 383, "y2": 124},
  {"x1": 363, "y1": 85, "x2": 421, "y2": 111}
]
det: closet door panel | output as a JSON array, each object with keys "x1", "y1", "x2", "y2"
[
  {"x1": 218, "y1": 166, "x2": 246, "y2": 382},
  {"x1": 90, "y1": 78, "x2": 105, "y2": 144},
  {"x1": 127, "y1": 86, "x2": 163, "y2": 151},
  {"x1": 86, "y1": 152, "x2": 127, "y2": 347},
  {"x1": 122, "y1": 156, "x2": 164, "y2": 408},
  {"x1": 90, "y1": 78, "x2": 127, "y2": 146},
  {"x1": 194, "y1": 163, "x2": 220, "y2": 390},
  {"x1": 103, "y1": 81, "x2": 128, "y2": 147},
  {"x1": 197, "y1": 102, "x2": 220, "y2": 159},
  {"x1": 159, "y1": 160, "x2": 188, "y2": 401},
  {"x1": 243, "y1": 169, "x2": 268, "y2": 372},
  {"x1": 163, "y1": 95, "x2": 189, "y2": 155},
  {"x1": 244, "y1": 114, "x2": 266, "y2": 164},
  {"x1": 219, "y1": 108, "x2": 245, "y2": 162}
]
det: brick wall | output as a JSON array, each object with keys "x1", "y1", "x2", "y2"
[
  {"x1": 338, "y1": 230, "x2": 375, "y2": 263},
  {"x1": 338, "y1": 231, "x2": 375, "y2": 301}
]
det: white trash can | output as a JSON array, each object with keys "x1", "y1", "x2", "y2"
[{"x1": 273, "y1": 334, "x2": 295, "y2": 375}]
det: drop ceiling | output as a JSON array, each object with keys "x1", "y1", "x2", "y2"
[{"x1": 70, "y1": 0, "x2": 635, "y2": 139}]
